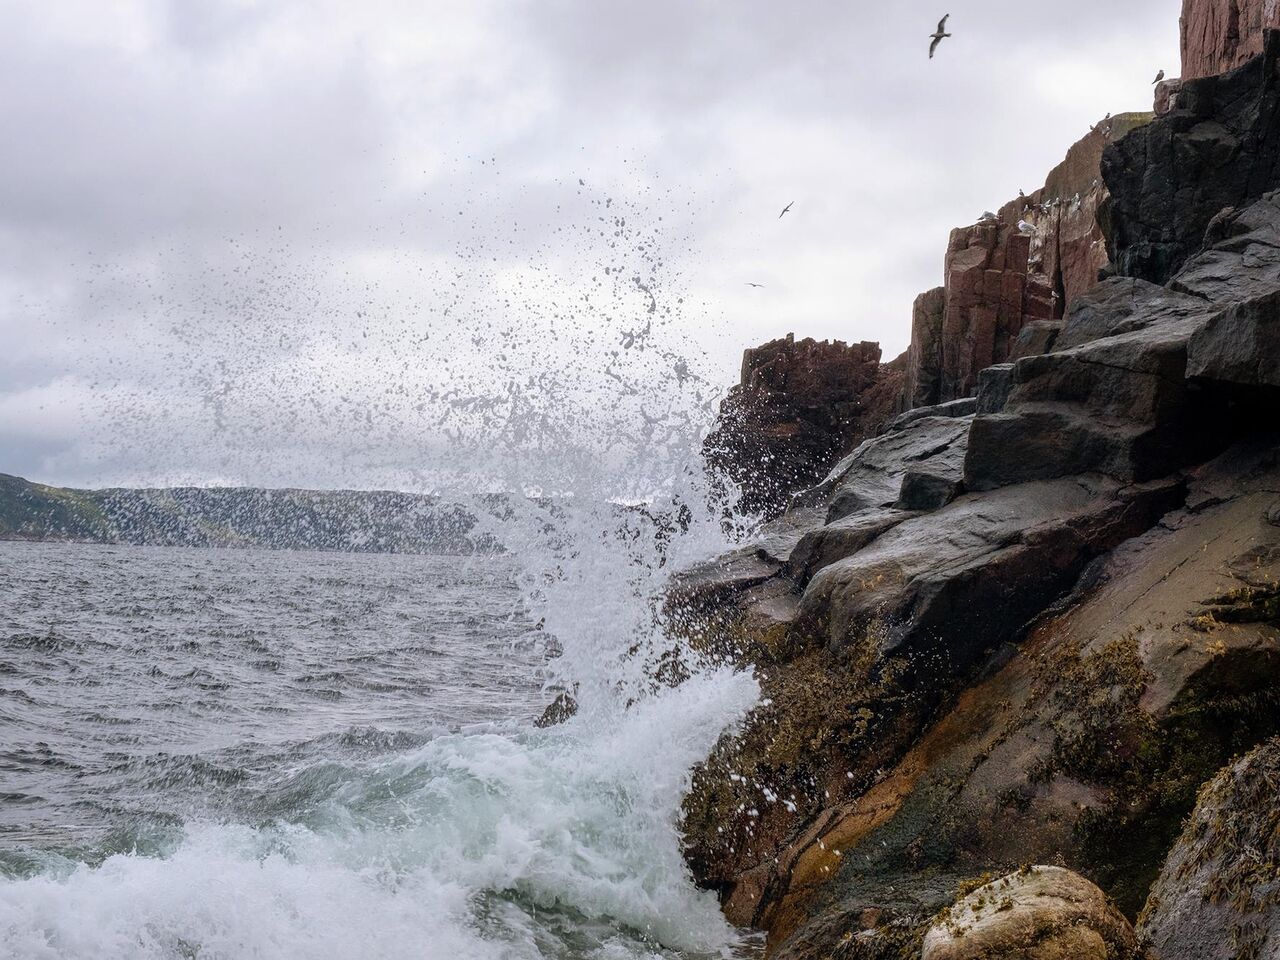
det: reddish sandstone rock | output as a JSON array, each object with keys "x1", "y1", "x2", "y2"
[
  {"x1": 902, "y1": 114, "x2": 1151, "y2": 409},
  {"x1": 704, "y1": 335, "x2": 902, "y2": 517},
  {"x1": 1180, "y1": 0, "x2": 1280, "y2": 80}
]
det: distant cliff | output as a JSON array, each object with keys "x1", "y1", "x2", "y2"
[{"x1": 0, "y1": 474, "x2": 499, "y2": 554}]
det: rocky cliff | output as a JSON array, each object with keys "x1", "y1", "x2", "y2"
[
  {"x1": 704, "y1": 336, "x2": 902, "y2": 517},
  {"x1": 1181, "y1": 0, "x2": 1280, "y2": 80},
  {"x1": 711, "y1": 114, "x2": 1151, "y2": 516},
  {"x1": 681, "y1": 28, "x2": 1280, "y2": 960},
  {"x1": 903, "y1": 112, "x2": 1150, "y2": 410}
]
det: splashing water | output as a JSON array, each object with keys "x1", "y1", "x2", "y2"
[{"x1": 1, "y1": 180, "x2": 763, "y2": 959}]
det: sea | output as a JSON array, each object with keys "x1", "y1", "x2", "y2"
[{"x1": 0, "y1": 523, "x2": 761, "y2": 960}]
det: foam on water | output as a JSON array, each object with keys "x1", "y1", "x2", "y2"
[
  {"x1": 1, "y1": 666, "x2": 756, "y2": 960},
  {"x1": 0, "y1": 487, "x2": 761, "y2": 960}
]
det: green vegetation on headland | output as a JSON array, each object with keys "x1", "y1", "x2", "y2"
[{"x1": 0, "y1": 473, "x2": 499, "y2": 554}]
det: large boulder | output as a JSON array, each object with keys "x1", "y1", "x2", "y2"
[
  {"x1": 813, "y1": 413, "x2": 972, "y2": 523},
  {"x1": 922, "y1": 867, "x2": 1142, "y2": 960},
  {"x1": 1139, "y1": 737, "x2": 1280, "y2": 960}
]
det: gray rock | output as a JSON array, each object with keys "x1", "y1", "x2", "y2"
[
  {"x1": 896, "y1": 469, "x2": 964, "y2": 512},
  {"x1": 886, "y1": 397, "x2": 978, "y2": 432},
  {"x1": 798, "y1": 474, "x2": 1184, "y2": 661},
  {"x1": 1139, "y1": 738, "x2": 1280, "y2": 960},
  {"x1": 1009, "y1": 319, "x2": 1063, "y2": 359},
  {"x1": 818, "y1": 416, "x2": 972, "y2": 523},
  {"x1": 1103, "y1": 30, "x2": 1280, "y2": 284},
  {"x1": 1187, "y1": 286, "x2": 1280, "y2": 388},
  {"x1": 975, "y1": 363, "x2": 1014, "y2": 414},
  {"x1": 786, "y1": 507, "x2": 915, "y2": 584},
  {"x1": 1055, "y1": 277, "x2": 1207, "y2": 352}
]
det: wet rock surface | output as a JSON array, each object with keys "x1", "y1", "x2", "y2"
[
  {"x1": 684, "y1": 30, "x2": 1280, "y2": 960},
  {"x1": 1104, "y1": 31, "x2": 1280, "y2": 284}
]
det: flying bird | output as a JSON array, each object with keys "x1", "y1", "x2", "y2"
[
  {"x1": 779, "y1": 201, "x2": 795, "y2": 219},
  {"x1": 745, "y1": 282, "x2": 765, "y2": 288},
  {"x1": 1153, "y1": 69, "x2": 1165, "y2": 84},
  {"x1": 929, "y1": 14, "x2": 951, "y2": 59}
]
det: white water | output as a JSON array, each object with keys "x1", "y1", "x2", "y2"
[{"x1": 1, "y1": 678, "x2": 756, "y2": 960}]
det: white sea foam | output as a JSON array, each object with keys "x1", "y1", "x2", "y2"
[{"x1": 0, "y1": 665, "x2": 756, "y2": 960}]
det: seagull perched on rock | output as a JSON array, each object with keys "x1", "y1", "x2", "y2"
[
  {"x1": 929, "y1": 14, "x2": 951, "y2": 59},
  {"x1": 778, "y1": 201, "x2": 794, "y2": 219},
  {"x1": 979, "y1": 210, "x2": 997, "y2": 222},
  {"x1": 1017, "y1": 219, "x2": 1035, "y2": 235},
  {"x1": 1153, "y1": 69, "x2": 1165, "y2": 84}
]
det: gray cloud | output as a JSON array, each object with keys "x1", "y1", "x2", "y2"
[{"x1": 0, "y1": 0, "x2": 1180, "y2": 491}]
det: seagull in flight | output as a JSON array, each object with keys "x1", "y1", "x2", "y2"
[
  {"x1": 929, "y1": 14, "x2": 951, "y2": 59},
  {"x1": 779, "y1": 201, "x2": 794, "y2": 219},
  {"x1": 745, "y1": 282, "x2": 765, "y2": 288},
  {"x1": 1152, "y1": 69, "x2": 1165, "y2": 84}
]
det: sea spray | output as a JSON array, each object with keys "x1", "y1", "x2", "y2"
[{"x1": 0, "y1": 178, "x2": 764, "y2": 958}]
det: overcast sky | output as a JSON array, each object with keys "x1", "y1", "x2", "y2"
[{"x1": 0, "y1": 0, "x2": 1180, "y2": 493}]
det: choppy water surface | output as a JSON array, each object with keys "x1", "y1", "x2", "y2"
[{"x1": 0, "y1": 540, "x2": 758, "y2": 960}]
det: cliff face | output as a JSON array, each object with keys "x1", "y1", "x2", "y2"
[
  {"x1": 904, "y1": 113, "x2": 1150, "y2": 409},
  {"x1": 1181, "y1": 0, "x2": 1280, "y2": 80},
  {"x1": 1105, "y1": 29, "x2": 1280, "y2": 284},
  {"x1": 682, "y1": 30, "x2": 1280, "y2": 960},
  {"x1": 713, "y1": 116, "x2": 1149, "y2": 515}
]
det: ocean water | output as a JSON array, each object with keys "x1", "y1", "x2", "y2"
[{"x1": 0, "y1": 537, "x2": 759, "y2": 960}]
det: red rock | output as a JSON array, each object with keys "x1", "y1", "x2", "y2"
[
  {"x1": 1180, "y1": 0, "x2": 1280, "y2": 81},
  {"x1": 704, "y1": 335, "x2": 902, "y2": 517},
  {"x1": 901, "y1": 113, "x2": 1151, "y2": 409}
]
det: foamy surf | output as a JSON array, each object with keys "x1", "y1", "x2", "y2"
[{"x1": 0, "y1": 651, "x2": 757, "y2": 960}]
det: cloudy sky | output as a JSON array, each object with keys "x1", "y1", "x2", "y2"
[{"x1": 0, "y1": 0, "x2": 1180, "y2": 493}]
